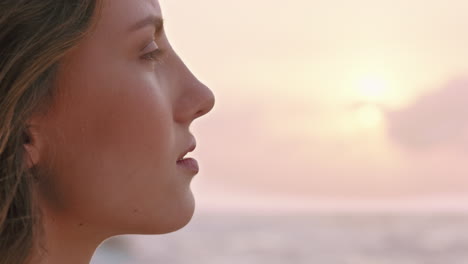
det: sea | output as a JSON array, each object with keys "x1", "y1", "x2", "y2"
[{"x1": 90, "y1": 210, "x2": 468, "y2": 264}]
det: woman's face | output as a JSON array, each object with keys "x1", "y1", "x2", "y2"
[{"x1": 31, "y1": 0, "x2": 215, "y2": 235}]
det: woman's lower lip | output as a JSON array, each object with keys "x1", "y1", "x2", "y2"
[{"x1": 176, "y1": 158, "x2": 199, "y2": 173}]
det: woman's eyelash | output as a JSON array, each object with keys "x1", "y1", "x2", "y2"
[{"x1": 142, "y1": 49, "x2": 163, "y2": 61}]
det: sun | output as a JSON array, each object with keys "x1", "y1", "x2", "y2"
[
  {"x1": 338, "y1": 74, "x2": 394, "y2": 132},
  {"x1": 356, "y1": 75, "x2": 391, "y2": 103}
]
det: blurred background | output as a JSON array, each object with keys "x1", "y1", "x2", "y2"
[{"x1": 92, "y1": 0, "x2": 468, "y2": 263}]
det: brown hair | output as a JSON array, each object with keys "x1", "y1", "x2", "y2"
[{"x1": 0, "y1": 1, "x2": 100, "y2": 263}]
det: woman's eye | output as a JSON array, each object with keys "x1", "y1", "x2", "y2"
[
  {"x1": 141, "y1": 41, "x2": 162, "y2": 61},
  {"x1": 142, "y1": 49, "x2": 162, "y2": 61}
]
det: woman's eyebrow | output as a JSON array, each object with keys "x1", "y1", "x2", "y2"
[{"x1": 128, "y1": 15, "x2": 164, "y2": 35}]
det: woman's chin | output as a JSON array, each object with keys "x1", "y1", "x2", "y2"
[{"x1": 146, "y1": 193, "x2": 196, "y2": 235}]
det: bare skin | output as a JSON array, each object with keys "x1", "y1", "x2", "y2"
[{"x1": 24, "y1": 0, "x2": 215, "y2": 263}]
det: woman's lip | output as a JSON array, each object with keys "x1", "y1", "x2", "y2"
[
  {"x1": 176, "y1": 158, "x2": 199, "y2": 173},
  {"x1": 177, "y1": 139, "x2": 197, "y2": 161}
]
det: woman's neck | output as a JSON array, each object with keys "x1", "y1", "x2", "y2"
[{"x1": 26, "y1": 209, "x2": 106, "y2": 264}]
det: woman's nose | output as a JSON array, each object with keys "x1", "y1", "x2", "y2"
[
  {"x1": 171, "y1": 51, "x2": 215, "y2": 124},
  {"x1": 174, "y1": 77, "x2": 215, "y2": 124},
  {"x1": 191, "y1": 81, "x2": 215, "y2": 120}
]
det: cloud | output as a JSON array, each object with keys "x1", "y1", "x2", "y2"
[{"x1": 384, "y1": 78, "x2": 468, "y2": 151}]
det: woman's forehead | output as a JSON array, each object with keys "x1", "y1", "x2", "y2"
[{"x1": 99, "y1": 0, "x2": 162, "y2": 34}]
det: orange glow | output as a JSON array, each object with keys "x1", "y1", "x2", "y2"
[{"x1": 162, "y1": 0, "x2": 468, "y2": 206}]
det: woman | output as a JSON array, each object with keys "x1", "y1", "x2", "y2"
[{"x1": 0, "y1": 0, "x2": 215, "y2": 263}]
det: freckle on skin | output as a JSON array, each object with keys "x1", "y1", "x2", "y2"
[
  {"x1": 133, "y1": 209, "x2": 139, "y2": 213},
  {"x1": 78, "y1": 223, "x2": 84, "y2": 227}
]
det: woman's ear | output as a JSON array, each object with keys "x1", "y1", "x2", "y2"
[{"x1": 23, "y1": 123, "x2": 42, "y2": 169}]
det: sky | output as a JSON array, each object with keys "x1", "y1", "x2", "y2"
[{"x1": 160, "y1": 0, "x2": 468, "y2": 210}]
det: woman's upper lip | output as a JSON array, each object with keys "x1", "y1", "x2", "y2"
[{"x1": 177, "y1": 138, "x2": 197, "y2": 161}]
